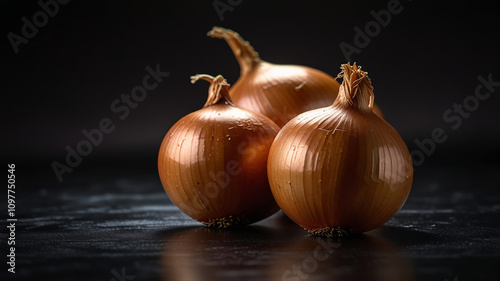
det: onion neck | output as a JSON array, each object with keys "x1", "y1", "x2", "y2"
[
  {"x1": 333, "y1": 63, "x2": 374, "y2": 112},
  {"x1": 190, "y1": 74, "x2": 234, "y2": 107},
  {"x1": 208, "y1": 27, "x2": 261, "y2": 77}
]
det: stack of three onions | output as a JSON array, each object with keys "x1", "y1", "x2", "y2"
[{"x1": 157, "y1": 28, "x2": 412, "y2": 236}]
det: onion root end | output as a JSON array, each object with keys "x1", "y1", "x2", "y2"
[
  {"x1": 307, "y1": 227, "x2": 350, "y2": 238},
  {"x1": 202, "y1": 215, "x2": 250, "y2": 228}
]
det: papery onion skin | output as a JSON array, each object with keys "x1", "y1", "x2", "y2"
[
  {"x1": 267, "y1": 64, "x2": 413, "y2": 236},
  {"x1": 230, "y1": 62, "x2": 342, "y2": 127},
  {"x1": 158, "y1": 75, "x2": 280, "y2": 228},
  {"x1": 208, "y1": 27, "x2": 384, "y2": 127}
]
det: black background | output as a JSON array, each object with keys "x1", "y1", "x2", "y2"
[{"x1": 2, "y1": 0, "x2": 499, "y2": 186}]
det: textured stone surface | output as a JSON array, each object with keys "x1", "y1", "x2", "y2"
[{"x1": 1, "y1": 164, "x2": 499, "y2": 281}]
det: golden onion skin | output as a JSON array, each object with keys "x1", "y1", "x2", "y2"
[
  {"x1": 267, "y1": 64, "x2": 413, "y2": 236},
  {"x1": 230, "y1": 62, "x2": 341, "y2": 127},
  {"x1": 208, "y1": 27, "x2": 384, "y2": 127},
  {"x1": 158, "y1": 75, "x2": 280, "y2": 227}
]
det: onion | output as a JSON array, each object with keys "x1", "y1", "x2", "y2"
[
  {"x1": 158, "y1": 74, "x2": 280, "y2": 228},
  {"x1": 208, "y1": 27, "x2": 384, "y2": 127},
  {"x1": 267, "y1": 63, "x2": 412, "y2": 236}
]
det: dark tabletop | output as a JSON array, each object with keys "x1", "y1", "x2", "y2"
[{"x1": 1, "y1": 163, "x2": 499, "y2": 281}]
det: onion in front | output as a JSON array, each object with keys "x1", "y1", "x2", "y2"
[
  {"x1": 158, "y1": 74, "x2": 280, "y2": 228},
  {"x1": 267, "y1": 63, "x2": 412, "y2": 236}
]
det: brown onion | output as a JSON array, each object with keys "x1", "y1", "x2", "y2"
[
  {"x1": 208, "y1": 27, "x2": 384, "y2": 127},
  {"x1": 267, "y1": 63, "x2": 412, "y2": 236},
  {"x1": 158, "y1": 74, "x2": 280, "y2": 228}
]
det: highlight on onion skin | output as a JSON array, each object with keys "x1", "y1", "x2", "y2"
[
  {"x1": 208, "y1": 27, "x2": 384, "y2": 127},
  {"x1": 158, "y1": 74, "x2": 280, "y2": 228},
  {"x1": 267, "y1": 63, "x2": 413, "y2": 237}
]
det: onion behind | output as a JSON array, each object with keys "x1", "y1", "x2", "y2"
[{"x1": 208, "y1": 27, "x2": 384, "y2": 127}]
